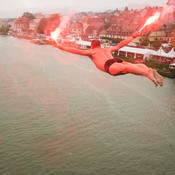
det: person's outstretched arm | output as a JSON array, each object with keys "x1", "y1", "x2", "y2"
[
  {"x1": 58, "y1": 44, "x2": 92, "y2": 56},
  {"x1": 108, "y1": 31, "x2": 141, "y2": 53}
]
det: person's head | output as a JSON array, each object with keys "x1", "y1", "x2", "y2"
[{"x1": 91, "y1": 40, "x2": 101, "y2": 49}]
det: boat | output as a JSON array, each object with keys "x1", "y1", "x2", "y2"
[{"x1": 31, "y1": 39, "x2": 46, "y2": 45}]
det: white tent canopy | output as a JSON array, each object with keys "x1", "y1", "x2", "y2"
[
  {"x1": 118, "y1": 46, "x2": 156, "y2": 59},
  {"x1": 151, "y1": 47, "x2": 175, "y2": 58},
  {"x1": 118, "y1": 46, "x2": 175, "y2": 59},
  {"x1": 76, "y1": 38, "x2": 91, "y2": 46},
  {"x1": 70, "y1": 37, "x2": 76, "y2": 42},
  {"x1": 168, "y1": 48, "x2": 175, "y2": 58},
  {"x1": 119, "y1": 46, "x2": 155, "y2": 55},
  {"x1": 162, "y1": 43, "x2": 171, "y2": 47}
]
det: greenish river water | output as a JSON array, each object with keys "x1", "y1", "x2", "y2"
[{"x1": 0, "y1": 36, "x2": 175, "y2": 175}]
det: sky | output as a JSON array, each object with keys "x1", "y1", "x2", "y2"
[{"x1": 0, "y1": 0, "x2": 168, "y2": 18}]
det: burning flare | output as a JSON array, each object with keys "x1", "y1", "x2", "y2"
[
  {"x1": 51, "y1": 16, "x2": 70, "y2": 45},
  {"x1": 51, "y1": 28, "x2": 61, "y2": 44},
  {"x1": 139, "y1": 12, "x2": 160, "y2": 32}
]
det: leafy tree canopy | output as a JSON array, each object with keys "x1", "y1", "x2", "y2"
[
  {"x1": 152, "y1": 38, "x2": 162, "y2": 50},
  {"x1": 38, "y1": 18, "x2": 48, "y2": 34},
  {"x1": 0, "y1": 25, "x2": 10, "y2": 35},
  {"x1": 139, "y1": 36, "x2": 149, "y2": 46},
  {"x1": 124, "y1": 7, "x2": 129, "y2": 11},
  {"x1": 22, "y1": 12, "x2": 35, "y2": 19}
]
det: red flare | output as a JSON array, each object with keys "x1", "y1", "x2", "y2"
[
  {"x1": 139, "y1": 12, "x2": 160, "y2": 32},
  {"x1": 51, "y1": 28, "x2": 61, "y2": 43}
]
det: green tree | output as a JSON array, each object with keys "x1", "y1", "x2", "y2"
[
  {"x1": 111, "y1": 38, "x2": 123, "y2": 44},
  {"x1": 37, "y1": 18, "x2": 48, "y2": 34},
  {"x1": 139, "y1": 36, "x2": 149, "y2": 46},
  {"x1": 22, "y1": 12, "x2": 35, "y2": 19},
  {"x1": 152, "y1": 38, "x2": 162, "y2": 50},
  {"x1": 163, "y1": 24, "x2": 167, "y2": 36},
  {"x1": 101, "y1": 37, "x2": 122, "y2": 44},
  {"x1": 0, "y1": 25, "x2": 10, "y2": 35},
  {"x1": 124, "y1": 7, "x2": 129, "y2": 11}
]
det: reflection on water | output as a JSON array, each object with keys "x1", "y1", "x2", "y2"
[{"x1": 0, "y1": 36, "x2": 175, "y2": 175}]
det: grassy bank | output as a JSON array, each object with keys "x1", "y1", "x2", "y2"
[{"x1": 114, "y1": 55, "x2": 175, "y2": 78}]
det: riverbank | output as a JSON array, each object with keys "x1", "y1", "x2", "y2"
[
  {"x1": 16, "y1": 35, "x2": 58, "y2": 46},
  {"x1": 114, "y1": 55, "x2": 175, "y2": 78}
]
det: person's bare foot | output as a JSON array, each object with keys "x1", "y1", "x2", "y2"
[
  {"x1": 148, "y1": 68, "x2": 158, "y2": 87},
  {"x1": 153, "y1": 69, "x2": 164, "y2": 87}
]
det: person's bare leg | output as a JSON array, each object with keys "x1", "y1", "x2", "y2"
[
  {"x1": 109, "y1": 62, "x2": 158, "y2": 86},
  {"x1": 147, "y1": 68, "x2": 158, "y2": 87},
  {"x1": 135, "y1": 63, "x2": 149, "y2": 69},
  {"x1": 135, "y1": 64, "x2": 163, "y2": 87},
  {"x1": 153, "y1": 69, "x2": 164, "y2": 86}
]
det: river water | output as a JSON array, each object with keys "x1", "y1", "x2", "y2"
[{"x1": 0, "y1": 36, "x2": 175, "y2": 175}]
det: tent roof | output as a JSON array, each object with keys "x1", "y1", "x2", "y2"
[
  {"x1": 168, "y1": 48, "x2": 175, "y2": 58},
  {"x1": 70, "y1": 37, "x2": 76, "y2": 42},
  {"x1": 76, "y1": 38, "x2": 91, "y2": 46},
  {"x1": 152, "y1": 47, "x2": 175, "y2": 58},
  {"x1": 119, "y1": 46, "x2": 175, "y2": 58},
  {"x1": 119, "y1": 46, "x2": 155, "y2": 55}
]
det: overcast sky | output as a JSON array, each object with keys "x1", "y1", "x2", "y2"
[{"x1": 1, "y1": 0, "x2": 168, "y2": 18}]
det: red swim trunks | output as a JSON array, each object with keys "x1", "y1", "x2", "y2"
[{"x1": 104, "y1": 57, "x2": 124, "y2": 74}]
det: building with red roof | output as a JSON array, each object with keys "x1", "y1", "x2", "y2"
[
  {"x1": 10, "y1": 17, "x2": 31, "y2": 35},
  {"x1": 69, "y1": 22, "x2": 83, "y2": 37}
]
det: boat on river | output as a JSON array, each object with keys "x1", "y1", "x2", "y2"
[{"x1": 31, "y1": 39, "x2": 47, "y2": 45}]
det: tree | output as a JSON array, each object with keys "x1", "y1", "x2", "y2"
[
  {"x1": 37, "y1": 18, "x2": 48, "y2": 34},
  {"x1": 163, "y1": 24, "x2": 168, "y2": 37},
  {"x1": 0, "y1": 25, "x2": 10, "y2": 35},
  {"x1": 111, "y1": 38, "x2": 123, "y2": 44},
  {"x1": 139, "y1": 36, "x2": 149, "y2": 46},
  {"x1": 124, "y1": 7, "x2": 129, "y2": 11},
  {"x1": 152, "y1": 38, "x2": 162, "y2": 50},
  {"x1": 101, "y1": 37, "x2": 122, "y2": 44},
  {"x1": 22, "y1": 12, "x2": 35, "y2": 19}
]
